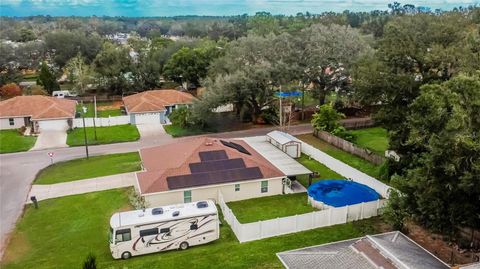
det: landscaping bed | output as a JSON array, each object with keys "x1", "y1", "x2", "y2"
[
  {"x1": 66, "y1": 124, "x2": 140, "y2": 146},
  {"x1": 227, "y1": 193, "x2": 317, "y2": 223},
  {"x1": 34, "y1": 152, "x2": 141, "y2": 184},
  {"x1": 1, "y1": 188, "x2": 387, "y2": 269},
  {"x1": 296, "y1": 154, "x2": 343, "y2": 187},
  {"x1": 0, "y1": 130, "x2": 36, "y2": 154},
  {"x1": 296, "y1": 134, "x2": 383, "y2": 179}
]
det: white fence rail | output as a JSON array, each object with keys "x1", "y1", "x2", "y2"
[
  {"x1": 72, "y1": 115, "x2": 130, "y2": 128},
  {"x1": 218, "y1": 192, "x2": 386, "y2": 243}
]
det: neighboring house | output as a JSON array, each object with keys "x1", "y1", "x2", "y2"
[
  {"x1": 0, "y1": 96, "x2": 76, "y2": 132},
  {"x1": 135, "y1": 137, "x2": 288, "y2": 206},
  {"x1": 277, "y1": 231, "x2": 451, "y2": 269},
  {"x1": 122, "y1": 89, "x2": 195, "y2": 125}
]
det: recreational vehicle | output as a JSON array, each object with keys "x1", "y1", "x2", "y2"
[{"x1": 109, "y1": 200, "x2": 219, "y2": 259}]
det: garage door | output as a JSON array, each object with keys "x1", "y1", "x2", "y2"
[
  {"x1": 135, "y1": 113, "x2": 160, "y2": 125},
  {"x1": 37, "y1": 119, "x2": 69, "y2": 131}
]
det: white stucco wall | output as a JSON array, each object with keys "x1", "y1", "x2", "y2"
[
  {"x1": 37, "y1": 119, "x2": 69, "y2": 131},
  {"x1": 0, "y1": 117, "x2": 24, "y2": 130},
  {"x1": 143, "y1": 177, "x2": 284, "y2": 207}
]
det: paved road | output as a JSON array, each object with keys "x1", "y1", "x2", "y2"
[{"x1": 0, "y1": 123, "x2": 313, "y2": 257}]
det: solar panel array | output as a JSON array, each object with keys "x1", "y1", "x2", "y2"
[
  {"x1": 167, "y1": 167, "x2": 263, "y2": 190},
  {"x1": 189, "y1": 158, "x2": 246, "y2": 174},
  {"x1": 199, "y1": 150, "x2": 228, "y2": 161}
]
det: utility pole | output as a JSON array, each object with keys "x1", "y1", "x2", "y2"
[
  {"x1": 92, "y1": 96, "x2": 98, "y2": 141},
  {"x1": 82, "y1": 107, "x2": 89, "y2": 159},
  {"x1": 279, "y1": 87, "x2": 283, "y2": 131}
]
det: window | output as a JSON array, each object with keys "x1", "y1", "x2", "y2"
[
  {"x1": 115, "y1": 229, "x2": 131, "y2": 243},
  {"x1": 139, "y1": 228, "x2": 158, "y2": 237},
  {"x1": 261, "y1": 181, "x2": 268, "y2": 193},
  {"x1": 190, "y1": 224, "x2": 198, "y2": 230},
  {"x1": 235, "y1": 184, "x2": 240, "y2": 192},
  {"x1": 8, "y1": 118, "x2": 14, "y2": 126},
  {"x1": 159, "y1": 228, "x2": 170, "y2": 234},
  {"x1": 184, "y1": 190, "x2": 192, "y2": 203}
]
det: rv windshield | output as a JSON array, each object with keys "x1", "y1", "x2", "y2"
[{"x1": 109, "y1": 227, "x2": 114, "y2": 244}]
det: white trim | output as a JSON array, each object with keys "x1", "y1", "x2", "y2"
[
  {"x1": 34, "y1": 117, "x2": 73, "y2": 121},
  {"x1": 141, "y1": 176, "x2": 284, "y2": 196},
  {"x1": 130, "y1": 110, "x2": 166, "y2": 114}
]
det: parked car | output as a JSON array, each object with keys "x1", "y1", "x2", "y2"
[{"x1": 52, "y1": 90, "x2": 77, "y2": 98}]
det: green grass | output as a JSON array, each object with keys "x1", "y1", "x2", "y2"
[
  {"x1": 297, "y1": 134, "x2": 383, "y2": 179},
  {"x1": 296, "y1": 154, "x2": 343, "y2": 187},
  {"x1": 76, "y1": 103, "x2": 122, "y2": 118},
  {"x1": 2, "y1": 188, "x2": 387, "y2": 269},
  {"x1": 351, "y1": 127, "x2": 389, "y2": 155},
  {"x1": 67, "y1": 124, "x2": 140, "y2": 146},
  {"x1": 34, "y1": 152, "x2": 141, "y2": 184},
  {"x1": 227, "y1": 193, "x2": 317, "y2": 223},
  {"x1": 0, "y1": 130, "x2": 36, "y2": 154},
  {"x1": 164, "y1": 124, "x2": 214, "y2": 137}
]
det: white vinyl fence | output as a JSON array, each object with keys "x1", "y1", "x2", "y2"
[
  {"x1": 219, "y1": 192, "x2": 386, "y2": 243},
  {"x1": 72, "y1": 115, "x2": 130, "y2": 128}
]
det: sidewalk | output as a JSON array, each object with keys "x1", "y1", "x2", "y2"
[{"x1": 26, "y1": 172, "x2": 137, "y2": 203}]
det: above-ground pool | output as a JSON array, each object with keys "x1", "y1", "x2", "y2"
[{"x1": 307, "y1": 180, "x2": 380, "y2": 207}]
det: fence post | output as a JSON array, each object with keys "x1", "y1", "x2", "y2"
[
  {"x1": 259, "y1": 220, "x2": 263, "y2": 240},
  {"x1": 328, "y1": 208, "x2": 332, "y2": 225},
  {"x1": 360, "y1": 202, "x2": 364, "y2": 220},
  {"x1": 345, "y1": 205, "x2": 349, "y2": 223}
]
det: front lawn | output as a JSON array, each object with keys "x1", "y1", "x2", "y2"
[
  {"x1": 296, "y1": 154, "x2": 343, "y2": 187},
  {"x1": 351, "y1": 127, "x2": 389, "y2": 155},
  {"x1": 297, "y1": 134, "x2": 383, "y2": 178},
  {"x1": 227, "y1": 193, "x2": 317, "y2": 223},
  {"x1": 67, "y1": 124, "x2": 140, "y2": 146},
  {"x1": 1, "y1": 188, "x2": 387, "y2": 269},
  {"x1": 76, "y1": 102, "x2": 122, "y2": 118},
  {"x1": 0, "y1": 130, "x2": 36, "y2": 154},
  {"x1": 164, "y1": 124, "x2": 214, "y2": 137},
  {"x1": 34, "y1": 152, "x2": 141, "y2": 184}
]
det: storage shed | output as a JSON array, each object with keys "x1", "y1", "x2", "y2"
[{"x1": 266, "y1": 131, "x2": 301, "y2": 158}]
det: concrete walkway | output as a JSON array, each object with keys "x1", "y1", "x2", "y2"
[
  {"x1": 30, "y1": 130, "x2": 68, "y2": 151},
  {"x1": 27, "y1": 172, "x2": 137, "y2": 203}
]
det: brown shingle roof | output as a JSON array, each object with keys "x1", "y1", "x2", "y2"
[
  {"x1": 123, "y1": 89, "x2": 195, "y2": 113},
  {"x1": 0, "y1": 96, "x2": 76, "y2": 120},
  {"x1": 137, "y1": 137, "x2": 285, "y2": 194}
]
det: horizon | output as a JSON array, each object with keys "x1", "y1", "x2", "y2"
[{"x1": 1, "y1": 0, "x2": 479, "y2": 17}]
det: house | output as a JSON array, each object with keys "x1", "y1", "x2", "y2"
[
  {"x1": 277, "y1": 231, "x2": 451, "y2": 269},
  {"x1": 135, "y1": 137, "x2": 288, "y2": 206},
  {"x1": 0, "y1": 96, "x2": 76, "y2": 132},
  {"x1": 122, "y1": 89, "x2": 195, "y2": 125}
]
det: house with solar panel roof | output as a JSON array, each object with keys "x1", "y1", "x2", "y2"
[{"x1": 135, "y1": 136, "x2": 311, "y2": 206}]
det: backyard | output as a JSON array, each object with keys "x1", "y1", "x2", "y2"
[
  {"x1": 296, "y1": 154, "x2": 343, "y2": 187},
  {"x1": 67, "y1": 124, "x2": 140, "y2": 146},
  {"x1": 296, "y1": 134, "x2": 383, "y2": 179},
  {"x1": 76, "y1": 102, "x2": 122, "y2": 118},
  {"x1": 227, "y1": 193, "x2": 316, "y2": 223},
  {"x1": 164, "y1": 124, "x2": 214, "y2": 137},
  {"x1": 1, "y1": 188, "x2": 387, "y2": 269},
  {"x1": 0, "y1": 130, "x2": 36, "y2": 154},
  {"x1": 350, "y1": 127, "x2": 389, "y2": 155},
  {"x1": 34, "y1": 152, "x2": 141, "y2": 184}
]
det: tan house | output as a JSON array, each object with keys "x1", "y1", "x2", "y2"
[
  {"x1": 136, "y1": 137, "x2": 287, "y2": 206},
  {"x1": 0, "y1": 96, "x2": 76, "y2": 132},
  {"x1": 122, "y1": 89, "x2": 195, "y2": 124}
]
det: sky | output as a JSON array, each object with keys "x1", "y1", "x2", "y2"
[{"x1": 0, "y1": 0, "x2": 479, "y2": 17}]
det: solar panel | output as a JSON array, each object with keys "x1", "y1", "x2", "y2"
[
  {"x1": 189, "y1": 158, "x2": 246, "y2": 173},
  {"x1": 220, "y1": 140, "x2": 251, "y2": 155},
  {"x1": 199, "y1": 150, "x2": 228, "y2": 161},
  {"x1": 167, "y1": 167, "x2": 263, "y2": 190}
]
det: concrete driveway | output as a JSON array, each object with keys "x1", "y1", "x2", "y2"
[
  {"x1": 137, "y1": 124, "x2": 168, "y2": 138},
  {"x1": 30, "y1": 130, "x2": 68, "y2": 151}
]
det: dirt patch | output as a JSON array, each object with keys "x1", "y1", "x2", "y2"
[
  {"x1": 1, "y1": 231, "x2": 30, "y2": 263},
  {"x1": 405, "y1": 222, "x2": 480, "y2": 266},
  {"x1": 97, "y1": 101, "x2": 122, "y2": 111}
]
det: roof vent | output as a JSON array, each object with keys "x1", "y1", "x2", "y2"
[
  {"x1": 172, "y1": 211, "x2": 180, "y2": 217},
  {"x1": 205, "y1": 142, "x2": 213, "y2": 146},
  {"x1": 152, "y1": 208, "x2": 163, "y2": 215},
  {"x1": 197, "y1": 201, "x2": 208, "y2": 208}
]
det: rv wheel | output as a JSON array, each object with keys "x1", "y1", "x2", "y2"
[
  {"x1": 179, "y1": 242, "x2": 189, "y2": 250},
  {"x1": 121, "y1": 251, "x2": 132, "y2": 259}
]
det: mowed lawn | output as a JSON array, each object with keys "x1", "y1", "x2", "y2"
[
  {"x1": 76, "y1": 102, "x2": 122, "y2": 117},
  {"x1": 351, "y1": 127, "x2": 389, "y2": 155},
  {"x1": 227, "y1": 193, "x2": 316, "y2": 223},
  {"x1": 0, "y1": 130, "x2": 36, "y2": 153},
  {"x1": 296, "y1": 154, "x2": 343, "y2": 187},
  {"x1": 67, "y1": 124, "x2": 140, "y2": 146},
  {"x1": 1, "y1": 188, "x2": 387, "y2": 269},
  {"x1": 296, "y1": 134, "x2": 383, "y2": 178},
  {"x1": 35, "y1": 152, "x2": 141, "y2": 184},
  {"x1": 164, "y1": 124, "x2": 214, "y2": 137}
]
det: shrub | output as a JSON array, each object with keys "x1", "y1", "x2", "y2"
[
  {"x1": 169, "y1": 106, "x2": 192, "y2": 128},
  {"x1": 0, "y1": 83, "x2": 22, "y2": 99},
  {"x1": 128, "y1": 189, "x2": 147, "y2": 210},
  {"x1": 82, "y1": 253, "x2": 97, "y2": 269},
  {"x1": 311, "y1": 104, "x2": 345, "y2": 132}
]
